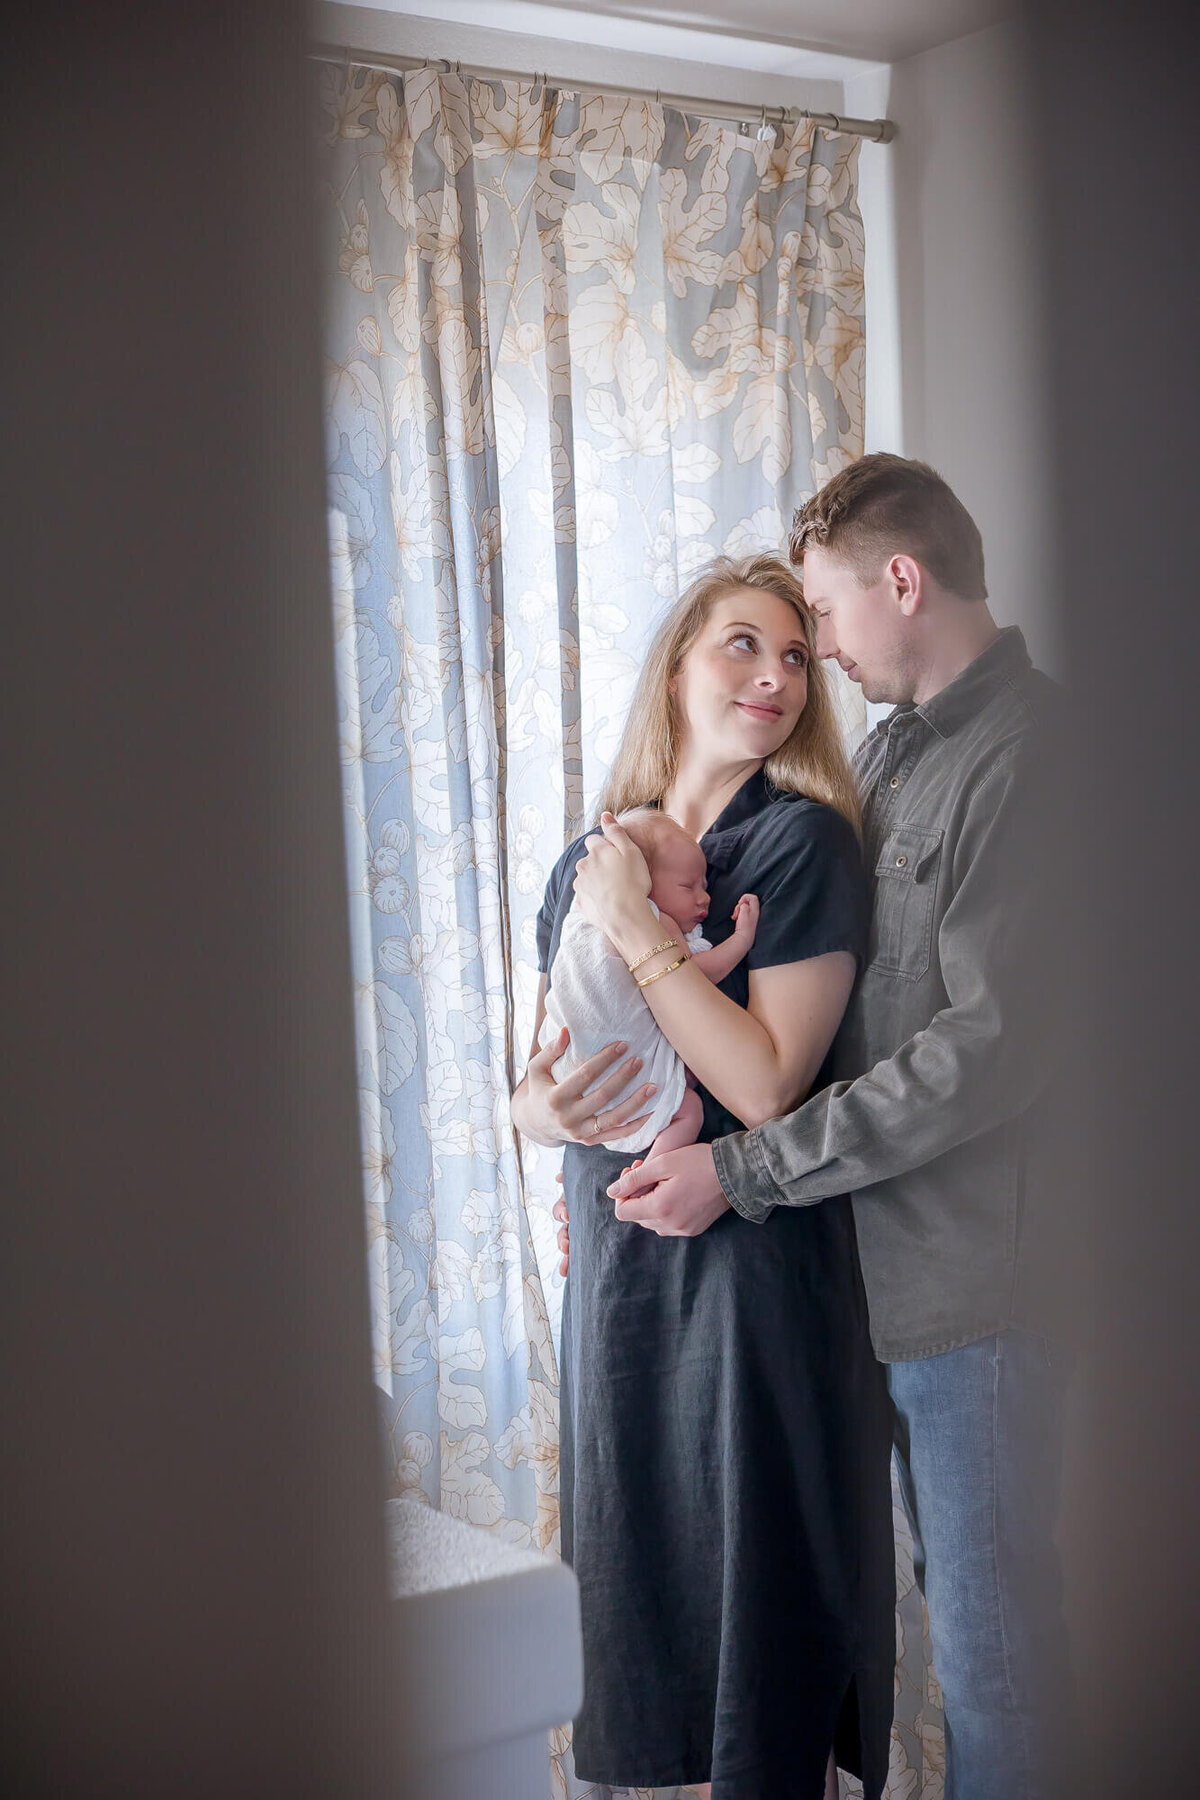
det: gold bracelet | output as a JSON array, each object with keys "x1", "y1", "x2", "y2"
[
  {"x1": 627, "y1": 937, "x2": 679, "y2": 974},
  {"x1": 634, "y1": 954, "x2": 687, "y2": 988}
]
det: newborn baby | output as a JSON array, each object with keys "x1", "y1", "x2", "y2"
[{"x1": 539, "y1": 808, "x2": 759, "y2": 1155}]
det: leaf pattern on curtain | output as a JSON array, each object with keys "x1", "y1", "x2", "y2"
[{"x1": 319, "y1": 62, "x2": 944, "y2": 1800}]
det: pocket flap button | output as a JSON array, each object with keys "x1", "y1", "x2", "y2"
[{"x1": 895, "y1": 853, "x2": 908, "y2": 867}]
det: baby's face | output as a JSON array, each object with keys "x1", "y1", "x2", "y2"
[{"x1": 647, "y1": 834, "x2": 709, "y2": 932}]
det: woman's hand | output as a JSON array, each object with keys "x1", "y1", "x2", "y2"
[
  {"x1": 511, "y1": 1025, "x2": 657, "y2": 1148},
  {"x1": 572, "y1": 813, "x2": 653, "y2": 948}
]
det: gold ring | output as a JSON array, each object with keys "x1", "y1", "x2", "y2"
[{"x1": 591, "y1": 1115, "x2": 602, "y2": 1136}]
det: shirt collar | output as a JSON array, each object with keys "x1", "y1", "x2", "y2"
[{"x1": 896, "y1": 626, "x2": 1031, "y2": 740}]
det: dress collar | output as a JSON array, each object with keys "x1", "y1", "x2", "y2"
[{"x1": 702, "y1": 767, "x2": 773, "y2": 841}]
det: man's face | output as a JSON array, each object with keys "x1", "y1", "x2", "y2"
[{"x1": 801, "y1": 545, "x2": 914, "y2": 705}]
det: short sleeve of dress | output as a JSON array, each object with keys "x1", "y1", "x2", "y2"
[
  {"x1": 535, "y1": 833, "x2": 591, "y2": 973},
  {"x1": 535, "y1": 861, "x2": 565, "y2": 974},
  {"x1": 742, "y1": 800, "x2": 869, "y2": 971}
]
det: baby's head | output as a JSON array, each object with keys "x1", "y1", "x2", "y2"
[{"x1": 618, "y1": 809, "x2": 709, "y2": 933}]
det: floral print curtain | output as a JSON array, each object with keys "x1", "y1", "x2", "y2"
[{"x1": 319, "y1": 61, "x2": 942, "y2": 1799}]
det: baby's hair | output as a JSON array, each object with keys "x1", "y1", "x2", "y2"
[{"x1": 616, "y1": 807, "x2": 698, "y2": 868}]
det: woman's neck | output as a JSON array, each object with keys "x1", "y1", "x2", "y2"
[{"x1": 662, "y1": 754, "x2": 762, "y2": 840}]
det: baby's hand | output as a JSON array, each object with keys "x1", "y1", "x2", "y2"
[{"x1": 731, "y1": 893, "x2": 760, "y2": 945}]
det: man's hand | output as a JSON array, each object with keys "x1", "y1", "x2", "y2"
[
  {"x1": 552, "y1": 1174, "x2": 569, "y2": 1277},
  {"x1": 605, "y1": 1142, "x2": 732, "y2": 1237}
]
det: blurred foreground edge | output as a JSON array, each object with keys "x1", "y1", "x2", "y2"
[
  {"x1": 0, "y1": 3, "x2": 407, "y2": 1794},
  {"x1": 3, "y1": 0, "x2": 1200, "y2": 1795},
  {"x1": 1022, "y1": 0, "x2": 1200, "y2": 1790}
]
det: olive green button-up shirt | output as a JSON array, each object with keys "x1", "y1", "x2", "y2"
[{"x1": 712, "y1": 628, "x2": 1063, "y2": 1361}]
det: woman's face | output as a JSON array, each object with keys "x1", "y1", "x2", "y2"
[{"x1": 671, "y1": 588, "x2": 810, "y2": 767}]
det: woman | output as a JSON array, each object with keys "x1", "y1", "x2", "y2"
[{"x1": 511, "y1": 556, "x2": 894, "y2": 1800}]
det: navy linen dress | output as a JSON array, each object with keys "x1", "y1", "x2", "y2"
[{"x1": 537, "y1": 771, "x2": 895, "y2": 1800}]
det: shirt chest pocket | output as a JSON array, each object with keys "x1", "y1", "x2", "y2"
[{"x1": 869, "y1": 824, "x2": 944, "y2": 980}]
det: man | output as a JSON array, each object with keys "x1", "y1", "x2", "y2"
[{"x1": 573, "y1": 454, "x2": 1072, "y2": 1800}]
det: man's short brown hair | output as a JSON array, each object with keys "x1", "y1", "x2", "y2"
[{"x1": 790, "y1": 453, "x2": 988, "y2": 600}]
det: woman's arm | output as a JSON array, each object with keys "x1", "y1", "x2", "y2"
[
  {"x1": 646, "y1": 951, "x2": 855, "y2": 1128},
  {"x1": 686, "y1": 893, "x2": 759, "y2": 987},
  {"x1": 510, "y1": 974, "x2": 660, "y2": 1147},
  {"x1": 573, "y1": 819, "x2": 855, "y2": 1129}
]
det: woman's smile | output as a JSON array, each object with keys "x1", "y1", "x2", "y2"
[{"x1": 735, "y1": 698, "x2": 785, "y2": 721}]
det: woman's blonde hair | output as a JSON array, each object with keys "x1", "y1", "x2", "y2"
[{"x1": 598, "y1": 553, "x2": 861, "y2": 835}]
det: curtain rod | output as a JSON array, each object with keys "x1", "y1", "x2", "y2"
[{"x1": 310, "y1": 43, "x2": 896, "y2": 144}]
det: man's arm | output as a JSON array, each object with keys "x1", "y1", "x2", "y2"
[{"x1": 712, "y1": 743, "x2": 1057, "y2": 1222}]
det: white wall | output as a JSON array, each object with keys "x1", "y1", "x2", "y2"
[
  {"x1": 315, "y1": 2, "x2": 858, "y2": 119},
  {"x1": 849, "y1": 22, "x2": 1057, "y2": 668}
]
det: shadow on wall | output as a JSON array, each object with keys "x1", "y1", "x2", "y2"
[{"x1": 883, "y1": 20, "x2": 1056, "y2": 669}]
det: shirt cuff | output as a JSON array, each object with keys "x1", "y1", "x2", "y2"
[{"x1": 712, "y1": 1127, "x2": 776, "y2": 1224}]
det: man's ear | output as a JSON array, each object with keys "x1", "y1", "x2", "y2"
[{"x1": 888, "y1": 553, "x2": 924, "y2": 617}]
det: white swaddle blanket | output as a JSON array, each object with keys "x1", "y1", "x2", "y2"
[{"x1": 539, "y1": 901, "x2": 709, "y2": 1152}]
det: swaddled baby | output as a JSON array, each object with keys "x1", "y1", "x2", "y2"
[{"x1": 539, "y1": 808, "x2": 759, "y2": 1155}]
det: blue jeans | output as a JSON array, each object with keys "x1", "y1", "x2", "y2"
[{"x1": 888, "y1": 1330, "x2": 1074, "y2": 1800}]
